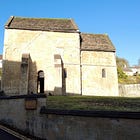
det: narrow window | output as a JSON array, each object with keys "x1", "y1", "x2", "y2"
[{"x1": 102, "y1": 69, "x2": 106, "y2": 78}]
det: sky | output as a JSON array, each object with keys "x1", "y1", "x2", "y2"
[{"x1": 0, "y1": 0, "x2": 140, "y2": 66}]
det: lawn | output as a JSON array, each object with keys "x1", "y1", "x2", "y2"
[{"x1": 46, "y1": 96, "x2": 140, "y2": 112}]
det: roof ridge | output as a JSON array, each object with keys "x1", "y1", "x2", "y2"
[
  {"x1": 81, "y1": 32, "x2": 108, "y2": 36},
  {"x1": 13, "y1": 16, "x2": 72, "y2": 20}
]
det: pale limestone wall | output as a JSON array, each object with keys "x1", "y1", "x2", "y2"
[
  {"x1": 64, "y1": 64, "x2": 81, "y2": 94},
  {"x1": 2, "y1": 28, "x2": 118, "y2": 96},
  {"x1": 81, "y1": 51, "x2": 118, "y2": 96},
  {"x1": 2, "y1": 29, "x2": 81, "y2": 95},
  {"x1": 119, "y1": 84, "x2": 140, "y2": 97}
]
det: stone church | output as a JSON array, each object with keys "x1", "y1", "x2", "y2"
[{"x1": 2, "y1": 16, "x2": 118, "y2": 96}]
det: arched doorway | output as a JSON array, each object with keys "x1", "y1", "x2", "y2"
[{"x1": 37, "y1": 70, "x2": 44, "y2": 93}]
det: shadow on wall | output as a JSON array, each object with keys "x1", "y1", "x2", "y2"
[
  {"x1": 1, "y1": 59, "x2": 70, "y2": 96},
  {"x1": 28, "y1": 57, "x2": 37, "y2": 94},
  {"x1": 1, "y1": 59, "x2": 37, "y2": 95}
]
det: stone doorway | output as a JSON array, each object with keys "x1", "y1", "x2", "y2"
[{"x1": 37, "y1": 70, "x2": 44, "y2": 93}]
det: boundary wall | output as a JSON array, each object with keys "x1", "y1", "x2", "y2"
[
  {"x1": 0, "y1": 94, "x2": 140, "y2": 140},
  {"x1": 119, "y1": 84, "x2": 140, "y2": 97}
]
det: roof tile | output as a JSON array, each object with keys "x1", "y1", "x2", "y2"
[
  {"x1": 81, "y1": 33, "x2": 115, "y2": 52},
  {"x1": 5, "y1": 16, "x2": 79, "y2": 33}
]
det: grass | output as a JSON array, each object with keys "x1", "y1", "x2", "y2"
[{"x1": 47, "y1": 96, "x2": 140, "y2": 112}]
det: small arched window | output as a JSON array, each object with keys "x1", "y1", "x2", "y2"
[{"x1": 102, "y1": 69, "x2": 106, "y2": 78}]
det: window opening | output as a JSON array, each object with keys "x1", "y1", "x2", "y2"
[{"x1": 102, "y1": 69, "x2": 106, "y2": 78}]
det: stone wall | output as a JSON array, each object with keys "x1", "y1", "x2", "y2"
[
  {"x1": 81, "y1": 51, "x2": 118, "y2": 96},
  {"x1": 40, "y1": 112, "x2": 140, "y2": 140},
  {"x1": 3, "y1": 28, "x2": 118, "y2": 96},
  {"x1": 3, "y1": 29, "x2": 81, "y2": 95},
  {"x1": 0, "y1": 96, "x2": 140, "y2": 140},
  {"x1": 119, "y1": 84, "x2": 140, "y2": 97},
  {"x1": 0, "y1": 94, "x2": 46, "y2": 139}
]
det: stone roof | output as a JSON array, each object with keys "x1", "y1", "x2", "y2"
[
  {"x1": 5, "y1": 16, "x2": 79, "y2": 33},
  {"x1": 5, "y1": 16, "x2": 116, "y2": 52},
  {"x1": 81, "y1": 33, "x2": 116, "y2": 52}
]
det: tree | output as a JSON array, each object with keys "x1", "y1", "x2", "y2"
[
  {"x1": 116, "y1": 56, "x2": 129, "y2": 68},
  {"x1": 116, "y1": 56, "x2": 129, "y2": 83}
]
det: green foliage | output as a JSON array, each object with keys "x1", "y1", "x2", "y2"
[
  {"x1": 116, "y1": 56, "x2": 128, "y2": 83},
  {"x1": 117, "y1": 67, "x2": 127, "y2": 79},
  {"x1": 117, "y1": 67, "x2": 140, "y2": 84},
  {"x1": 117, "y1": 66, "x2": 129, "y2": 84},
  {"x1": 116, "y1": 56, "x2": 140, "y2": 84}
]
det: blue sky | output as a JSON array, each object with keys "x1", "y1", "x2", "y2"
[{"x1": 0, "y1": 0, "x2": 140, "y2": 66}]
